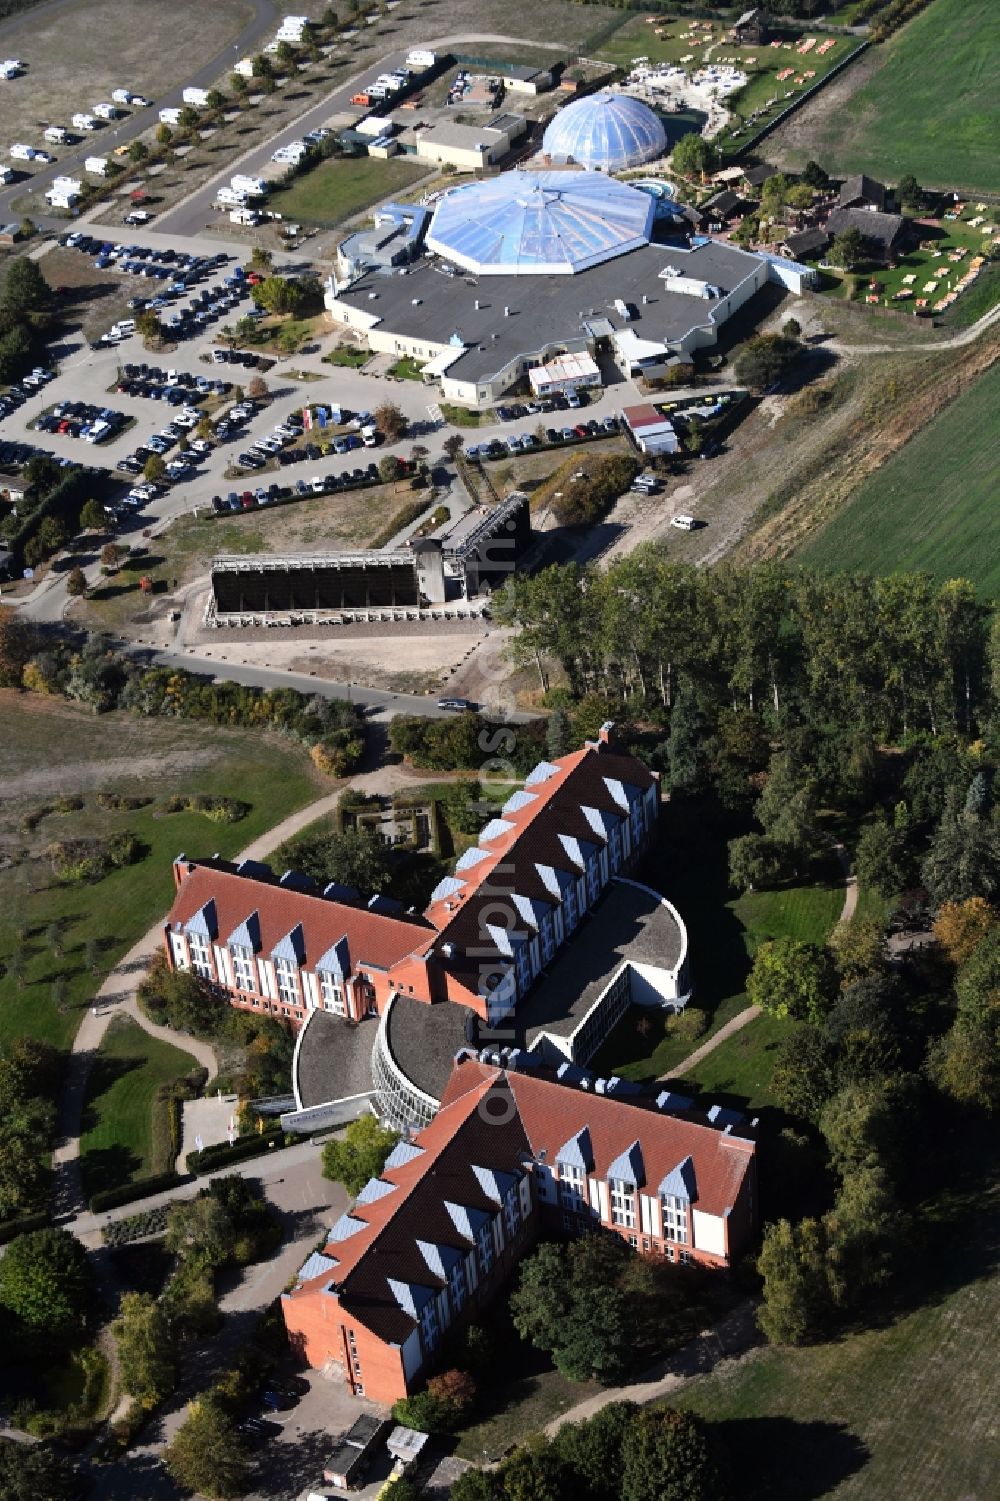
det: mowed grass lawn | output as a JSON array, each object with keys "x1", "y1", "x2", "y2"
[
  {"x1": 266, "y1": 156, "x2": 428, "y2": 227},
  {"x1": 778, "y1": 0, "x2": 1000, "y2": 192},
  {"x1": 593, "y1": 813, "x2": 844, "y2": 1085},
  {"x1": 79, "y1": 1016, "x2": 195, "y2": 1198},
  {"x1": 675, "y1": 1135, "x2": 1000, "y2": 1501},
  {"x1": 0, "y1": 693, "x2": 322, "y2": 1051},
  {"x1": 800, "y1": 360, "x2": 1000, "y2": 596}
]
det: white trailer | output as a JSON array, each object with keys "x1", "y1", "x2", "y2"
[
  {"x1": 85, "y1": 155, "x2": 109, "y2": 176},
  {"x1": 44, "y1": 125, "x2": 68, "y2": 144},
  {"x1": 72, "y1": 112, "x2": 97, "y2": 131},
  {"x1": 93, "y1": 102, "x2": 118, "y2": 121},
  {"x1": 231, "y1": 173, "x2": 267, "y2": 198},
  {"x1": 159, "y1": 107, "x2": 182, "y2": 125},
  {"x1": 182, "y1": 87, "x2": 210, "y2": 108},
  {"x1": 9, "y1": 142, "x2": 33, "y2": 159}
]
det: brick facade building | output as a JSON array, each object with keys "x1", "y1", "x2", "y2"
[{"x1": 282, "y1": 1060, "x2": 758, "y2": 1403}]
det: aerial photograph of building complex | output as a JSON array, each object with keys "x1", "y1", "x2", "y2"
[{"x1": 0, "y1": 2, "x2": 996, "y2": 1499}]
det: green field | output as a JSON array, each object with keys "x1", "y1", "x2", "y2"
[
  {"x1": 79, "y1": 1016, "x2": 194, "y2": 1198},
  {"x1": 265, "y1": 155, "x2": 428, "y2": 227},
  {"x1": 771, "y1": 0, "x2": 1000, "y2": 192},
  {"x1": 817, "y1": 211, "x2": 998, "y2": 318},
  {"x1": 800, "y1": 360, "x2": 1000, "y2": 595},
  {"x1": 0, "y1": 693, "x2": 321, "y2": 1051},
  {"x1": 675, "y1": 1135, "x2": 1000, "y2": 1501}
]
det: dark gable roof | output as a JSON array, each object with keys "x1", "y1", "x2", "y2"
[
  {"x1": 838, "y1": 173, "x2": 887, "y2": 210},
  {"x1": 286, "y1": 1063, "x2": 757, "y2": 1343},
  {"x1": 783, "y1": 228, "x2": 829, "y2": 259},
  {"x1": 423, "y1": 743, "x2": 658, "y2": 995},
  {"x1": 742, "y1": 162, "x2": 777, "y2": 188},
  {"x1": 826, "y1": 206, "x2": 905, "y2": 249},
  {"x1": 704, "y1": 189, "x2": 747, "y2": 216}
]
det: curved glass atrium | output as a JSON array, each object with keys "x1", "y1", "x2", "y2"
[
  {"x1": 425, "y1": 170, "x2": 656, "y2": 276},
  {"x1": 542, "y1": 91, "x2": 668, "y2": 174}
]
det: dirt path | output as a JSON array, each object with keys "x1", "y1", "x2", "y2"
[{"x1": 543, "y1": 1300, "x2": 761, "y2": 1436}]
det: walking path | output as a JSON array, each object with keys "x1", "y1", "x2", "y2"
[
  {"x1": 661, "y1": 838, "x2": 857, "y2": 1082},
  {"x1": 51, "y1": 762, "x2": 469, "y2": 1216},
  {"x1": 544, "y1": 1300, "x2": 761, "y2": 1436}
]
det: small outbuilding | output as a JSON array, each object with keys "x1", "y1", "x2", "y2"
[{"x1": 622, "y1": 402, "x2": 679, "y2": 455}]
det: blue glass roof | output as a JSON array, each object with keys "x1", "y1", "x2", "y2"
[
  {"x1": 425, "y1": 170, "x2": 655, "y2": 276},
  {"x1": 542, "y1": 92, "x2": 667, "y2": 174}
]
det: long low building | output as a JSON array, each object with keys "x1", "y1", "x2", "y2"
[
  {"x1": 209, "y1": 492, "x2": 531, "y2": 621},
  {"x1": 325, "y1": 170, "x2": 784, "y2": 409}
]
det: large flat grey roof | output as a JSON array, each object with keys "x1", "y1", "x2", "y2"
[
  {"x1": 335, "y1": 236, "x2": 764, "y2": 384},
  {"x1": 521, "y1": 880, "x2": 683, "y2": 1044}
]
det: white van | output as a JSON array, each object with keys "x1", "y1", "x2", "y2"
[
  {"x1": 670, "y1": 513, "x2": 697, "y2": 531},
  {"x1": 111, "y1": 318, "x2": 136, "y2": 337}
]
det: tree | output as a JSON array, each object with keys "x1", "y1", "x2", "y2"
[
  {"x1": 278, "y1": 824, "x2": 392, "y2": 893},
  {"x1": 443, "y1": 433, "x2": 464, "y2": 460},
  {"x1": 155, "y1": 123, "x2": 173, "y2": 145},
  {"x1": 113, "y1": 1292, "x2": 177, "y2": 1406},
  {"x1": 0, "y1": 1228, "x2": 93, "y2": 1350},
  {"x1": 0, "y1": 610, "x2": 40, "y2": 687},
  {"x1": 1, "y1": 256, "x2": 51, "y2": 315},
  {"x1": 231, "y1": 72, "x2": 248, "y2": 96},
  {"x1": 819, "y1": 1075, "x2": 921, "y2": 1181},
  {"x1": 932, "y1": 898, "x2": 993, "y2": 965},
  {"x1": 829, "y1": 226, "x2": 866, "y2": 269},
  {"x1": 374, "y1": 401, "x2": 407, "y2": 441},
  {"x1": 783, "y1": 317, "x2": 802, "y2": 338},
  {"x1": 734, "y1": 332, "x2": 803, "y2": 392},
  {"x1": 17, "y1": 217, "x2": 36, "y2": 241},
  {"x1": 135, "y1": 309, "x2": 161, "y2": 342},
  {"x1": 955, "y1": 924, "x2": 1000, "y2": 1021},
  {"x1": 785, "y1": 183, "x2": 815, "y2": 212},
  {"x1": 0, "y1": 1441, "x2": 77, "y2": 1500},
  {"x1": 79, "y1": 497, "x2": 106, "y2": 531},
  {"x1": 322, "y1": 1113, "x2": 399, "y2": 1196},
  {"x1": 128, "y1": 139, "x2": 149, "y2": 163},
  {"x1": 727, "y1": 832, "x2": 780, "y2": 892},
  {"x1": 392, "y1": 1370, "x2": 476, "y2": 1433},
  {"x1": 928, "y1": 1011, "x2": 999, "y2": 1113},
  {"x1": 922, "y1": 789, "x2": 1000, "y2": 905},
  {"x1": 747, "y1": 937, "x2": 834, "y2": 1023},
  {"x1": 65, "y1": 566, "x2": 87, "y2": 598},
  {"x1": 165, "y1": 1397, "x2": 250, "y2": 1500},
  {"x1": 622, "y1": 1407, "x2": 720, "y2": 1501},
  {"x1": 100, "y1": 541, "x2": 121, "y2": 570},
  {"x1": 250, "y1": 246, "x2": 273, "y2": 272},
  {"x1": 827, "y1": 915, "x2": 886, "y2": 986},
  {"x1": 246, "y1": 374, "x2": 268, "y2": 401},
  {"x1": 165, "y1": 1194, "x2": 232, "y2": 1267},
  {"x1": 378, "y1": 454, "x2": 405, "y2": 483},
  {"x1": 205, "y1": 89, "x2": 226, "y2": 113},
  {"x1": 897, "y1": 173, "x2": 921, "y2": 209},
  {"x1": 178, "y1": 105, "x2": 200, "y2": 130},
  {"x1": 771, "y1": 1025, "x2": 836, "y2": 1120},
  {"x1": 252, "y1": 275, "x2": 305, "y2": 316},
  {"x1": 855, "y1": 816, "x2": 911, "y2": 898},
  {"x1": 143, "y1": 453, "x2": 167, "y2": 484},
  {"x1": 801, "y1": 159, "x2": 827, "y2": 188},
  {"x1": 824, "y1": 974, "x2": 906, "y2": 1085},
  {"x1": 671, "y1": 132, "x2": 718, "y2": 182},
  {"x1": 757, "y1": 1217, "x2": 831, "y2": 1344}
]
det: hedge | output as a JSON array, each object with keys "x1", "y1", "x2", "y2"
[
  {"x1": 89, "y1": 1171, "x2": 187, "y2": 1214},
  {"x1": 188, "y1": 1128, "x2": 284, "y2": 1174},
  {"x1": 0, "y1": 1210, "x2": 50, "y2": 1245}
]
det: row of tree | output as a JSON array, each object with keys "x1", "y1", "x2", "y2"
[
  {"x1": 0, "y1": 620, "x2": 367, "y2": 774},
  {"x1": 0, "y1": 1039, "x2": 59, "y2": 1225}
]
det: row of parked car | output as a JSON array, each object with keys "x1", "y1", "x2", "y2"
[
  {"x1": 114, "y1": 365, "x2": 232, "y2": 405},
  {"x1": 212, "y1": 460, "x2": 392, "y2": 510},
  {"x1": 0, "y1": 366, "x2": 56, "y2": 423},
  {"x1": 0, "y1": 438, "x2": 58, "y2": 471},
  {"x1": 114, "y1": 406, "x2": 213, "y2": 479},
  {"x1": 467, "y1": 415, "x2": 618, "y2": 461},
  {"x1": 36, "y1": 401, "x2": 127, "y2": 444},
  {"x1": 494, "y1": 388, "x2": 590, "y2": 421}
]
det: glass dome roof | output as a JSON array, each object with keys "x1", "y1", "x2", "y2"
[
  {"x1": 542, "y1": 91, "x2": 668, "y2": 173},
  {"x1": 425, "y1": 170, "x2": 655, "y2": 276}
]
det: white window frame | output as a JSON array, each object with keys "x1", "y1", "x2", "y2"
[
  {"x1": 188, "y1": 931, "x2": 212, "y2": 979},
  {"x1": 318, "y1": 969, "x2": 345, "y2": 1014},
  {"x1": 274, "y1": 954, "x2": 299, "y2": 1006},
  {"x1": 610, "y1": 1178, "x2": 636, "y2": 1230},
  {"x1": 230, "y1": 943, "x2": 256, "y2": 994}
]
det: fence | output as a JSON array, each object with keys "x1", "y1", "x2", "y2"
[{"x1": 725, "y1": 41, "x2": 870, "y2": 161}]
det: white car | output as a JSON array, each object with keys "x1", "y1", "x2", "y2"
[{"x1": 670, "y1": 514, "x2": 697, "y2": 531}]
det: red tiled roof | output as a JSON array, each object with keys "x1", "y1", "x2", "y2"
[
  {"x1": 441, "y1": 1060, "x2": 754, "y2": 1218},
  {"x1": 165, "y1": 863, "x2": 432, "y2": 974},
  {"x1": 287, "y1": 1061, "x2": 755, "y2": 1344}
]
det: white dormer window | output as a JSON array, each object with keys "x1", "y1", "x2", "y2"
[
  {"x1": 610, "y1": 1178, "x2": 636, "y2": 1229},
  {"x1": 188, "y1": 932, "x2": 212, "y2": 979},
  {"x1": 318, "y1": 970, "x2": 345, "y2": 1014},
  {"x1": 230, "y1": 944, "x2": 255, "y2": 993},
  {"x1": 274, "y1": 955, "x2": 299, "y2": 1006}
]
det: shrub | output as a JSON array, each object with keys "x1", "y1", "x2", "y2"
[{"x1": 665, "y1": 1006, "x2": 707, "y2": 1044}]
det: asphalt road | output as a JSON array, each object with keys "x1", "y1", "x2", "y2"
[{"x1": 0, "y1": 0, "x2": 281, "y2": 224}]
